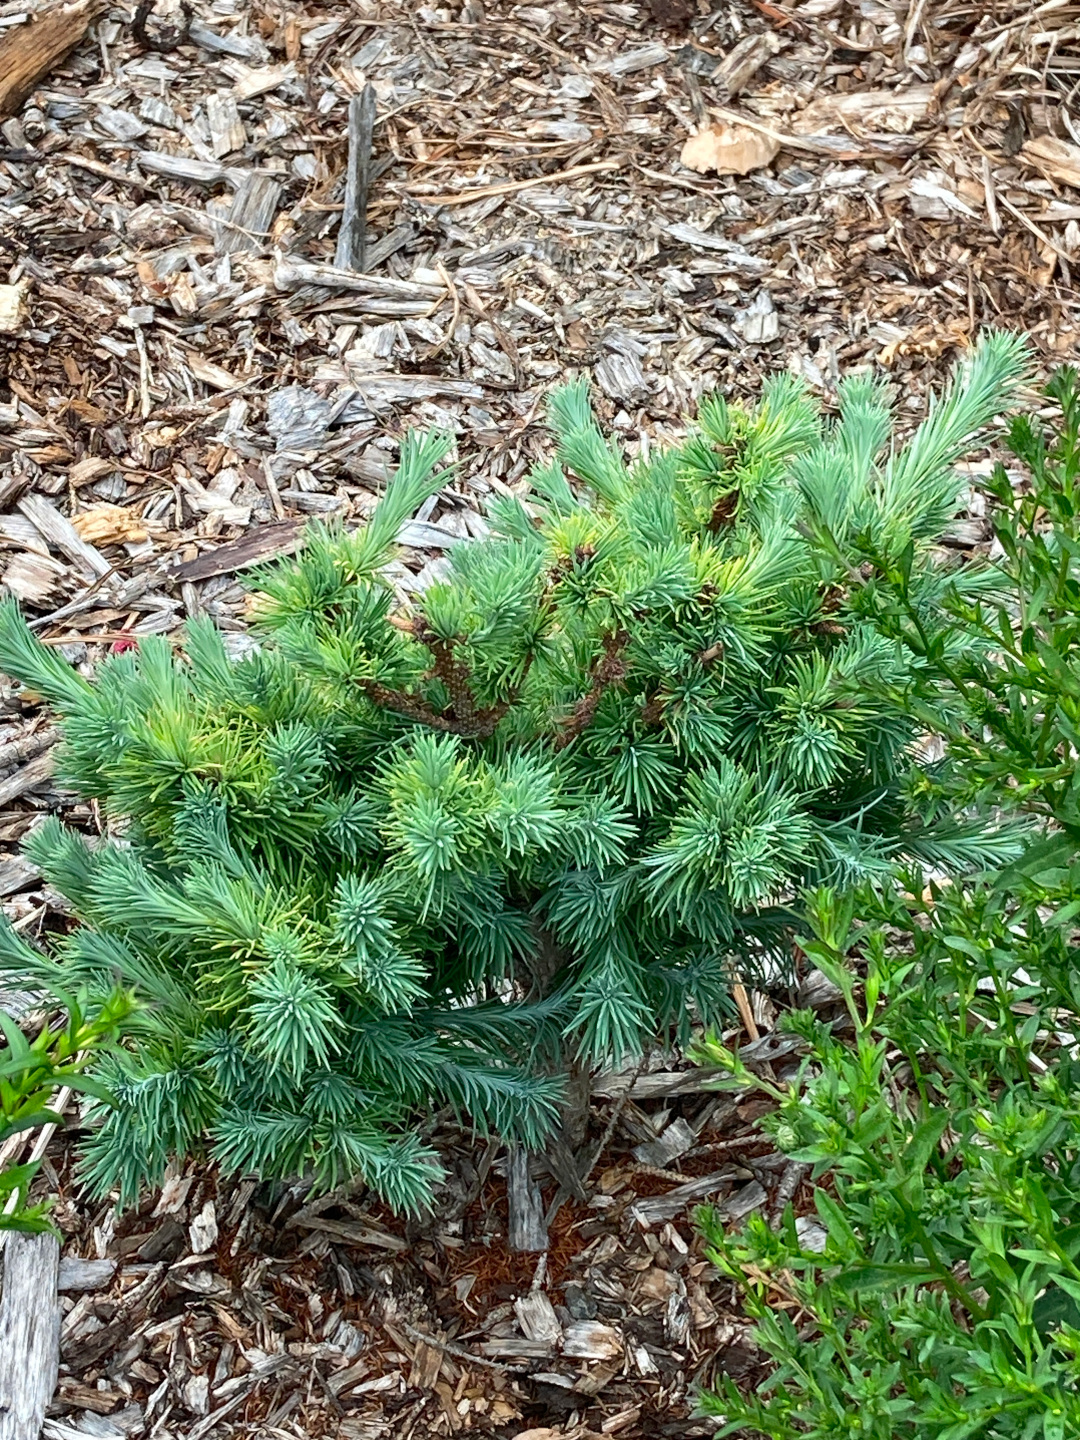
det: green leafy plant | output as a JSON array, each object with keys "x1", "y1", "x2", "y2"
[
  {"x1": 0, "y1": 335, "x2": 1027, "y2": 1214},
  {"x1": 696, "y1": 367, "x2": 1080, "y2": 1438},
  {"x1": 696, "y1": 884, "x2": 1080, "y2": 1440},
  {"x1": 0, "y1": 986, "x2": 135, "y2": 1232}
]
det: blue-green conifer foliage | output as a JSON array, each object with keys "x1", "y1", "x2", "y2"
[{"x1": 0, "y1": 334, "x2": 1027, "y2": 1211}]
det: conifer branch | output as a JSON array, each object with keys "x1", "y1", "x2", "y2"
[
  {"x1": 707, "y1": 489, "x2": 740, "y2": 532},
  {"x1": 553, "y1": 630, "x2": 630, "y2": 750},
  {"x1": 357, "y1": 677, "x2": 481, "y2": 736},
  {"x1": 359, "y1": 618, "x2": 526, "y2": 738},
  {"x1": 415, "y1": 622, "x2": 510, "y2": 738}
]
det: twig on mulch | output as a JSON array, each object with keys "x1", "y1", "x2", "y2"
[{"x1": 131, "y1": 0, "x2": 192, "y2": 52}]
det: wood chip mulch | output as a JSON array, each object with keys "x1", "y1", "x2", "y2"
[{"x1": 44, "y1": 1066, "x2": 806, "y2": 1440}]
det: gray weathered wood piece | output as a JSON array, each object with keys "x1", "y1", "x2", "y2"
[
  {"x1": 56, "y1": 1256, "x2": 116, "y2": 1293},
  {"x1": 513, "y1": 1289, "x2": 560, "y2": 1344},
  {"x1": 0, "y1": 728, "x2": 57, "y2": 775},
  {"x1": 136, "y1": 150, "x2": 225, "y2": 185},
  {"x1": 507, "y1": 1145, "x2": 546, "y2": 1252},
  {"x1": 215, "y1": 172, "x2": 282, "y2": 255},
  {"x1": 0, "y1": 749, "x2": 55, "y2": 807},
  {"x1": 0, "y1": 1231, "x2": 61, "y2": 1440},
  {"x1": 335, "y1": 84, "x2": 377, "y2": 272},
  {"x1": 272, "y1": 259, "x2": 443, "y2": 300},
  {"x1": 628, "y1": 1167, "x2": 741, "y2": 1226},
  {"x1": 16, "y1": 496, "x2": 110, "y2": 582},
  {"x1": 206, "y1": 92, "x2": 245, "y2": 158},
  {"x1": 363, "y1": 222, "x2": 414, "y2": 271}
]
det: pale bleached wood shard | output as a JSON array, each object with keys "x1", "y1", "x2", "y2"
[
  {"x1": 0, "y1": 727, "x2": 58, "y2": 775},
  {"x1": 272, "y1": 260, "x2": 444, "y2": 300},
  {"x1": 214, "y1": 173, "x2": 282, "y2": 255},
  {"x1": 136, "y1": 151, "x2": 225, "y2": 185},
  {"x1": 0, "y1": 285, "x2": 27, "y2": 335},
  {"x1": 561, "y1": 1320, "x2": 623, "y2": 1360},
  {"x1": 17, "y1": 496, "x2": 110, "y2": 582},
  {"x1": 187, "y1": 20, "x2": 267, "y2": 62},
  {"x1": 0, "y1": 1232, "x2": 61, "y2": 1440},
  {"x1": 1, "y1": 554, "x2": 68, "y2": 606},
  {"x1": 205, "y1": 92, "x2": 245, "y2": 159},
  {"x1": 56, "y1": 1257, "x2": 117, "y2": 1293},
  {"x1": 514, "y1": 1291, "x2": 561, "y2": 1345}
]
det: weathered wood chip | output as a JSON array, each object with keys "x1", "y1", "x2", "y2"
[
  {"x1": 187, "y1": 354, "x2": 244, "y2": 391},
  {"x1": 2, "y1": 553, "x2": 68, "y2": 605},
  {"x1": 0, "y1": 749, "x2": 56, "y2": 806},
  {"x1": 187, "y1": 20, "x2": 267, "y2": 61},
  {"x1": 407, "y1": 1340, "x2": 443, "y2": 1390},
  {"x1": 290, "y1": 1216, "x2": 409, "y2": 1252},
  {"x1": 57, "y1": 1256, "x2": 118, "y2": 1293},
  {"x1": 507, "y1": 1145, "x2": 547, "y2": 1253},
  {"x1": 272, "y1": 260, "x2": 444, "y2": 299},
  {"x1": 0, "y1": 284, "x2": 28, "y2": 335},
  {"x1": 206, "y1": 92, "x2": 245, "y2": 158},
  {"x1": 632, "y1": 1117, "x2": 695, "y2": 1169},
  {"x1": 592, "y1": 1068, "x2": 731, "y2": 1100},
  {"x1": 214, "y1": 172, "x2": 283, "y2": 255},
  {"x1": 0, "y1": 856, "x2": 40, "y2": 897},
  {"x1": 18, "y1": 495, "x2": 111, "y2": 581},
  {"x1": 724, "y1": 1181, "x2": 769, "y2": 1220},
  {"x1": 629, "y1": 1168, "x2": 739, "y2": 1226},
  {"x1": 0, "y1": 0, "x2": 103, "y2": 120},
  {"x1": 173, "y1": 520, "x2": 306, "y2": 582},
  {"x1": 137, "y1": 151, "x2": 226, "y2": 184},
  {"x1": 188, "y1": 1199, "x2": 219, "y2": 1255},
  {"x1": 514, "y1": 1291, "x2": 561, "y2": 1345},
  {"x1": 0, "y1": 1233, "x2": 61, "y2": 1440},
  {"x1": 72, "y1": 505, "x2": 149, "y2": 547},
  {"x1": 561, "y1": 1320, "x2": 623, "y2": 1360}
]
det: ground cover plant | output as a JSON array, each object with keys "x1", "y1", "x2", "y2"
[
  {"x1": 697, "y1": 367, "x2": 1080, "y2": 1439},
  {"x1": 0, "y1": 984, "x2": 134, "y2": 1231},
  {"x1": 0, "y1": 334, "x2": 1027, "y2": 1214}
]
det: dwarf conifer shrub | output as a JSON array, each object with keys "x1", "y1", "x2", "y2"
[{"x1": 0, "y1": 334, "x2": 1027, "y2": 1212}]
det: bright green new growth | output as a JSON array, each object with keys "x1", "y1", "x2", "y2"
[
  {"x1": 0, "y1": 334, "x2": 1027, "y2": 1213},
  {"x1": 0, "y1": 985, "x2": 135, "y2": 1232}
]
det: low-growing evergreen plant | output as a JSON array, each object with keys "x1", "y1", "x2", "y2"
[{"x1": 0, "y1": 334, "x2": 1027, "y2": 1212}]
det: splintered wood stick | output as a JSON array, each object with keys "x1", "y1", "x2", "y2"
[
  {"x1": 731, "y1": 978, "x2": 761, "y2": 1042},
  {"x1": 0, "y1": 0, "x2": 104, "y2": 120},
  {"x1": 0, "y1": 1230, "x2": 61, "y2": 1440},
  {"x1": 335, "y1": 84, "x2": 378, "y2": 272},
  {"x1": 0, "y1": 1086, "x2": 72, "y2": 1440}
]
